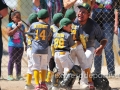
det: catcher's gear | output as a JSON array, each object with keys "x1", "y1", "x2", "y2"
[
  {"x1": 92, "y1": 73, "x2": 111, "y2": 90},
  {"x1": 49, "y1": 57, "x2": 55, "y2": 71},
  {"x1": 52, "y1": 68, "x2": 63, "y2": 87},
  {"x1": 52, "y1": 73, "x2": 60, "y2": 87},
  {"x1": 60, "y1": 65, "x2": 81, "y2": 88}
]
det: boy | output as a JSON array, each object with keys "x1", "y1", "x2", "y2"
[
  {"x1": 24, "y1": 13, "x2": 38, "y2": 90},
  {"x1": 28, "y1": 9, "x2": 50, "y2": 90},
  {"x1": 46, "y1": 13, "x2": 63, "y2": 84},
  {"x1": 51, "y1": 18, "x2": 81, "y2": 90}
]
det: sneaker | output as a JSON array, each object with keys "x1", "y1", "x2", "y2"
[
  {"x1": 16, "y1": 75, "x2": 24, "y2": 80},
  {"x1": 40, "y1": 83, "x2": 48, "y2": 90},
  {"x1": 34, "y1": 84, "x2": 40, "y2": 90},
  {"x1": 7, "y1": 75, "x2": 14, "y2": 81},
  {"x1": 24, "y1": 84, "x2": 34, "y2": 90},
  {"x1": 51, "y1": 87, "x2": 59, "y2": 90},
  {"x1": 80, "y1": 82, "x2": 89, "y2": 89}
]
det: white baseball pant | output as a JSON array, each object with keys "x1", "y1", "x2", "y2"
[
  {"x1": 31, "y1": 53, "x2": 48, "y2": 71},
  {"x1": 54, "y1": 52, "x2": 74, "y2": 75},
  {"x1": 70, "y1": 44, "x2": 89, "y2": 70},
  {"x1": 27, "y1": 48, "x2": 33, "y2": 74},
  {"x1": 80, "y1": 47, "x2": 95, "y2": 84},
  {"x1": 47, "y1": 46, "x2": 52, "y2": 71}
]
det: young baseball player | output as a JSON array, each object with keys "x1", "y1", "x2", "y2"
[
  {"x1": 64, "y1": 9, "x2": 95, "y2": 89},
  {"x1": 51, "y1": 18, "x2": 81, "y2": 90},
  {"x1": 24, "y1": 13, "x2": 38, "y2": 90},
  {"x1": 45, "y1": 13, "x2": 63, "y2": 84},
  {"x1": 27, "y1": 9, "x2": 50, "y2": 90}
]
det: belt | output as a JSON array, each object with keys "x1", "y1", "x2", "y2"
[
  {"x1": 59, "y1": 52, "x2": 66, "y2": 55},
  {"x1": 94, "y1": 3, "x2": 112, "y2": 9},
  {"x1": 28, "y1": 46, "x2": 32, "y2": 50}
]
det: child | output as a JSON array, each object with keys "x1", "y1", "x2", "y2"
[
  {"x1": 51, "y1": 18, "x2": 81, "y2": 90},
  {"x1": 28, "y1": 9, "x2": 50, "y2": 90},
  {"x1": 24, "y1": 13, "x2": 38, "y2": 90},
  {"x1": 45, "y1": 13, "x2": 63, "y2": 84},
  {"x1": 7, "y1": 10, "x2": 27, "y2": 81}
]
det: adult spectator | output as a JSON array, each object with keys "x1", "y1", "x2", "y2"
[
  {"x1": 114, "y1": 0, "x2": 120, "y2": 55},
  {"x1": 92, "y1": 0, "x2": 119, "y2": 76},
  {"x1": 63, "y1": 0, "x2": 95, "y2": 12},
  {"x1": 0, "y1": 0, "x2": 8, "y2": 77},
  {"x1": 33, "y1": 0, "x2": 63, "y2": 24},
  {"x1": 74, "y1": 3, "x2": 107, "y2": 88}
]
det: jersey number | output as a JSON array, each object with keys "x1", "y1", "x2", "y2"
[
  {"x1": 35, "y1": 30, "x2": 46, "y2": 40},
  {"x1": 54, "y1": 38, "x2": 64, "y2": 49}
]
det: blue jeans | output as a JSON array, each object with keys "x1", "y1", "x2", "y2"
[{"x1": 92, "y1": 9, "x2": 115, "y2": 75}]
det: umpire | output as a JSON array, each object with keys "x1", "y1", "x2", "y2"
[{"x1": 0, "y1": 0, "x2": 8, "y2": 77}]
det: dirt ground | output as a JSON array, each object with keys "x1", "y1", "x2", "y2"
[{"x1": 0, "y1": 78, "x2": 120, "y2": 90}]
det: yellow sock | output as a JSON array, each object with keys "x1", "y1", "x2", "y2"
[
  {"x1": 40, "y1": 70, "x2": 47, "y2": 82},
  {"x1": 45, "y1": 71, "x2": 53, "y2": 82},
  {"x1": 33, "y1": 70, "x2": 39, "y2": 85},
  {"x1": 39, "y1": 71, "x2": 41, "y2": 82},
  {"x1": 84, "y1": 68, "x2": 92, "y2": 82},
  {"x1": 26, "y1": 73, "x2": 32, "y2": 85}
]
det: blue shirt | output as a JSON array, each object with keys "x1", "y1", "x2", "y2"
[{"x1": 7, "y1": 22, "x2": 25, "y2": 47}]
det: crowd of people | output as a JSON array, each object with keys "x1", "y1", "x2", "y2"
[{"x1": 0, "y1": 0, "x2": 120, "y2": 90}]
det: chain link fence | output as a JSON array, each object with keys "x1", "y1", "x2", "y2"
[
  {"x1": 1, "y1": 0, "x2": 32, "y2": 79},
  {"x1": 1, "y1": 0, "x2": 120, "y2": 80}
]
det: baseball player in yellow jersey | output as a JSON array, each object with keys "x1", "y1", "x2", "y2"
[
  {"x1": 64, "y1": 9, "x2": 95, "y2": 90},
  {"x1": 51, "y1": 18, "x2": 81, "y2": 90},
  {"x1": 28, "y1": 9, "x2": 51, "y2": 90},
  {"x1": 45, "y1": 13, "x2": 63, "y2": 84},
  {"x1": 24, "y1": 13, "x2": 38, "y2": 90}
]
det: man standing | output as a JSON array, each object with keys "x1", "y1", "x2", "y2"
[
  {"x1": 74, "y1": 3, "x2": 107, "y2": 88},
  {"x1": 0, "y1": 0, "x2": 8, "y2": 77},
  {"x1": 92, "y1": 0, "x2": 118, "y2": 76}
]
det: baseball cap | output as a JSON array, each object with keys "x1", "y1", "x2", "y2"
[
  {"x1": 28, "y1": 13, "x2": 38, "y2": 24},
  {"x1": 58, "y1": 18, "x2": 72, "y2": 31},
  {"x1": 64, "y1": 9, "x2": 76, "y2": 20},
  {"x1": 53, "y1": 13, "x2": 63, "y2": 24},
  {"x1": 37, "y1": 9, "x2": 49, "y2": 19},
  {"x1": 77, "y1": 3, "x2": 91, "y2": 13}
]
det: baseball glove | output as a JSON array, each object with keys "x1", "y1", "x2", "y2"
[{"x1": 49, "y1": 57, "x2": 55, "y2": 71}]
